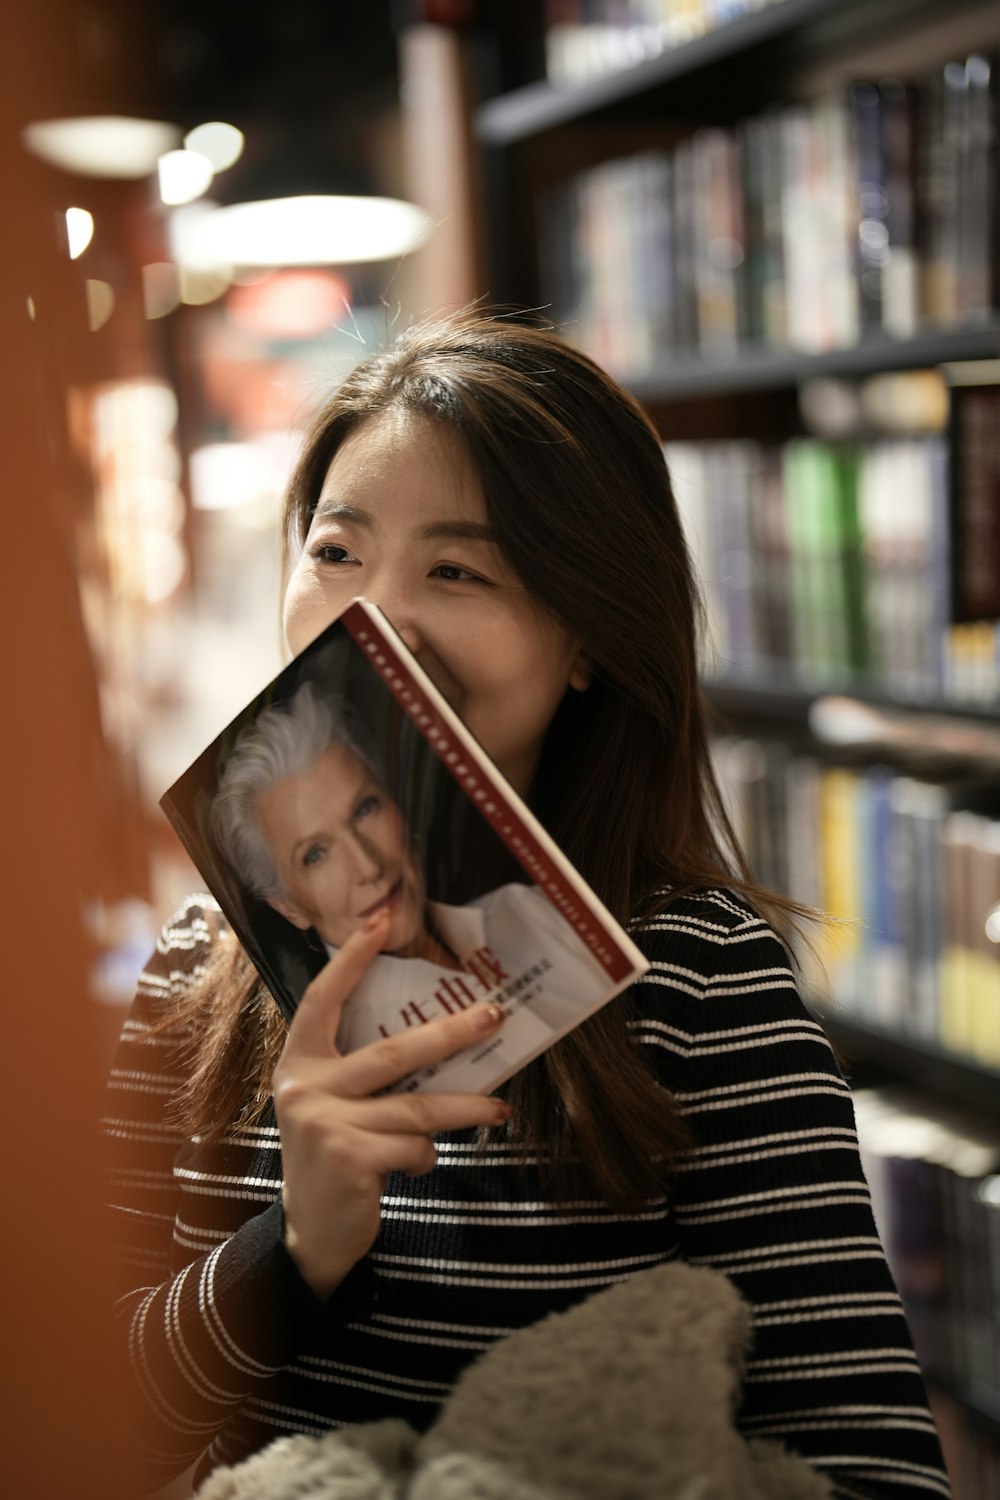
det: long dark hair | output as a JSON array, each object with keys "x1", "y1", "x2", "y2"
[{"x1": 167, "y1": 314, "x2": 804, "y2": 1205}]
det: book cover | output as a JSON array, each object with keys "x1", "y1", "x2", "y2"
[
  {"x1": 940, "y1": 810, "x2": 980, "y2": 1058},
  {"x1": 886, "y1": 775, "x2": 946, "y2": 1039},
  {"x1": 666, "y1": 440, "x2": 725, "y2": 675},
  {"x1": 858, "y1": 764, "x2": 903, "y2": 1025},
  {"x1": 958, "y1": 53, "x2": 997, "y2": 322},
  {"x1": 781, "y1": 108, "x2": 824, "y2": 352},
  {"x1": 737, "y1": 110, "x2": 787, "y2": 348},
  {"x1": 949, "y1": 382, "x2": 1000, "y2": 626},
  {"x1": 635, "y1": 149, "x2": 677, "y2": 363},
  {"x1": 966, "y1": 814, "x2": 1000, "y2": 1068},
  {"x1": 814, "y1": 92, "x2": 858, "y2": 350},
  {"x1": 160, "y1": 598, "x2": 650, "y2": 1097},
  {"x1": 706, "y1": 442, "x2": 756, "y2": 671},
  {"x1": 915, "y1": 64, "x2": 958, "y2": 327},
  {"x1": 783, "y1": 440, "x2": 855, "y2": 682},
  {"x1": 671, "y1": 134, "x2": 700, "y2": 351},
  {"x1": 818, "y1": 764, "x2": 863, "y2": 1003},
  {"x1": 748, "y1": 446, "x2": 792, "y2": 669},
  {"x1": 879, "y1": 77, "x2": 919, "y2": 338},
  {"x1": 692, "y1": 127, "x2": 745, "y2": 355}
]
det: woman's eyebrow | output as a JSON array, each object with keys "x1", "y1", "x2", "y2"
[
  {"x1": 310, "y1": 504, "x2": 495, "y2": 545},
  {"x1": 418, "y1": 520, "x2": 497, "y2": 542},
  {"x1": 312, "y1": 500, "x2": 372, "y2": 526}
]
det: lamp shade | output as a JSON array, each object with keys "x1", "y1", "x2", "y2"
[{"x1": 175, "y1": 133, "x2": 431, "y2": 268}]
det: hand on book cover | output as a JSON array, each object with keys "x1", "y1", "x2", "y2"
[{"x1": 272, "y1": 907, "x2": 513, "y2": 1300}]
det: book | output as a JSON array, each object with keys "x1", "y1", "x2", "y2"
[
  {"x1": 692, "y1": 127, "x2": 745, "y2": 354},
  {"x1": 817, "y1": 763, "x2": 864, "y2": 1002},
  {"x1": 747, "y1": 445, "x2": 793, "y2": 667},
  {"x1": 160, "y1": 597, "x2": 650, "y2": 1097},
  {"x1": 879, "y1": 77, "x2": 920, "y2": 338},
  {"x1": 853, "y1": 1087, "x2": 1000, "y2": 1406},
  {"x1": 850, "y1": 82, "x2": 888, "y2": 334},
  {"x1": 965, "y1": 815, "x2": 1000, "y2": 1067},
  {"x1": 950, "y1": 382, "x2": 1000, "y2": 627},
  {"x1": 958, "y1": 54, "x2": 997, "y2": 322},
  {"x1": 737, "y1": 110, "x2": 787, "y2": 348}
]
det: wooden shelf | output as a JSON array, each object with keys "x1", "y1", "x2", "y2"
[
  {"x1": 623, "y1": 325, "x2": 1000, "y2": 403},
  {"x1": 475, "y1": 0, "x2": 998, "y2": 143},
  {"x1": 810, "y1": 1007, "x2": 1000, "y2": 1117},
  {"x1": 705, "y1": 675, "x2": 1000, "y2": 731}
]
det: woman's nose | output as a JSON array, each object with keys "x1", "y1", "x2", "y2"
[
  {"x1": 394, "y1": 623, "x2": 423, "y2": 656},
  {"x1": 350, "y1": 830, "x2": 385, "y2": 883},
  {"x1": 359, "y1": 575, "x2": 425, "y2": 657}
]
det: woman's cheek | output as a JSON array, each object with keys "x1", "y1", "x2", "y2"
[{"x1": 283, "y1": 568, "x2": 337, "y2": 655}]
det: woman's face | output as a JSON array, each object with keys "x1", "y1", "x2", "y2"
[
  {"x1": 256, "y1": 742, "x2": 426, "y2": 954},
  {"x1": 283, "y1": 410, "x2": 590, "y2": 797}
]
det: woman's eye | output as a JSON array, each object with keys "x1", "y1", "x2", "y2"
[
  {"x1": 302, "y1": 844, "x2": 325, "y2": 868},
  {"x1": 312, "y1": 543, "x2": 358, "y2": 566},
  {"x1": 354, "y1": 794, "x2": 381, "y2": 820},
  {"x1": 433, "y1": 563, "x2": 480, "y2": 583}
]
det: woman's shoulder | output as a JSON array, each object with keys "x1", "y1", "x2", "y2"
[
  {"x1": 628, "y1": 885, "x2": 804, "y2": 1018},
  {"x1": 137, "y1": 892, "x2": 229, "y2": 1008},
  {"x1": 631, "y1": 886, "x2": 791, "y2": 970},
  {"x1": 152, "y1": 891, "x2": 227, "y2": 958},
  {"x1": 109, "y1": 894, "x2": 231, "y2": 1087},
  {"x1": 627, "y1": 886, "x2": 839, "y2": 1077}
]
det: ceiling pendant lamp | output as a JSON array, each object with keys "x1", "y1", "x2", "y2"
[
  {"x1": 171, "y1": 132, "x2": 431, "y2": 270},
  {"x1": 22, "y1": 116, "x2": 183, "y2": 178}
]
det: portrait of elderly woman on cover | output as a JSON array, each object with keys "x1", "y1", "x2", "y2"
[{"x1": 206, "y1": 676, "x2": 622, "y2": 1089}]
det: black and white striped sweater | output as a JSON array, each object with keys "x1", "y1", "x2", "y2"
[{"x1": 105, "y1": 889, "x2": 950, "y2": 1498}]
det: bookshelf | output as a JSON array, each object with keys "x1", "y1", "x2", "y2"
[
  {"x1": 815, "y1": 1009, "x2": 1000, "y2": 1119},
  {"x1": 477, "y1": 0, "x2": 1000, "y2": 145},
  {"x1": 473, "y1": 1, "x2": 1000, "y2": 1482},
  {"x1": 708, "y1": 674, "x2": 1000, "y2": 728}
]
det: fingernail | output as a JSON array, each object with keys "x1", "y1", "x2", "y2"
[
  {"x1": 363, "y1": 909, "x2": 390, "y2": 933},
  {"x1": 476, "y1": 1001, "x2": 505, "y2": 1030},
  {"x1": 493, "y1": 1100, "x2": 514, "y2": 1123}
]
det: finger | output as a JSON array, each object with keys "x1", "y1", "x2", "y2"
[
  {"x1": 283, "y1": 909, "x2": 392, "y2": 1060},
  {"x1": 342, "y1": 1090, "x2": 513, "y2": 1137},
  {"x1": 331, "y1": 999, "x2": 507, "y2": 1099},
  {"x1": 362, "y1": 1130, "x2": 440, "y2": 1180}
]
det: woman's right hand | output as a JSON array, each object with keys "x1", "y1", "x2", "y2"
[{"x1": 272, "y1": 909, "x2": 511, "y2": 1299}]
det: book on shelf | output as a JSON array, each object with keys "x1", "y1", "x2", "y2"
[
  {"x1": 536, "y1": 48, "x2": 998, "y2": 371},
  {"x1": 746, "y1": 446, "x2": 793, "y2": 665},
  {"x1": 668, "y1": 432, "x2": 996, "y2": 704},
  {"x1": 160, "y1": 598, "x2": 649, "y2": 1097},
  {"x1": 853, "y1": 1088, "x2": 1000, "y2": 1426},
  {"x1": 851, "y1": 81, "x2": 890, "y2": 335},
  {"x1": 737, "y1": 109, "x2": 787, "y2": 347},
  {"x1": 880, "y1": 77, "x2": 920, "y2": 338},
  {"x1": 711, "y1": 734, "x2": 1000, "y2": 1065},
  {"x1": 692, "y1": 127, "x2": 746, "y2": 354},
  {"x1": 940, "y1": 810, "x2": 1000, "y2": 1064},
  {"x1": 541, "y1": 0, "x2": 779, "y2": 87},
  {"x1": 950, "y1": 382, "x2": 1000, "y2": 626}
]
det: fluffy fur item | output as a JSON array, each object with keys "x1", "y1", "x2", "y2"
[{"x1": 195, "y1": 1260, "x2": 832, "y2": 1500}]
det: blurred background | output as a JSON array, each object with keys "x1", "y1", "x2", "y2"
[{"x1": 2, "y1": 2, "x2": 998, "y2": 1495}]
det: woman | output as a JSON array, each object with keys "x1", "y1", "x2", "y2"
[
  {"x1": 106, "y1": 314, "x2": 949, "y2": 1497},
  {"x1": 210, "y1": 682, "x2": 436, "y2": 960}
]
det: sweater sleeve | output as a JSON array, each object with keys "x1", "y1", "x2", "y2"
[
  {"x1": 102, "y1": 898, "x2": 374, "y2": 1492},
  {"x1": 630, "y1": 890, "x2": 950, "y2": 1500}
]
